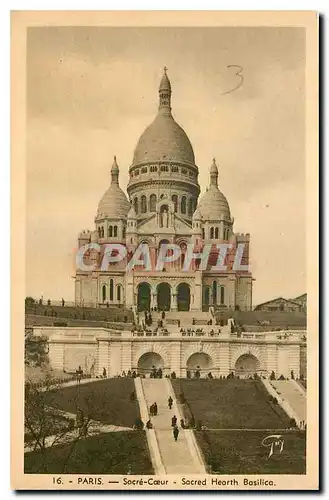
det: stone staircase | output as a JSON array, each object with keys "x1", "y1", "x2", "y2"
[
  {"x1": 270, "y1": 380, "x2": 306, "y2": 424},
  {"x1": 140, "y1": 378, "x2": 205, "y2": 474},
  {"x1": 262, "y1": 379, "x2": 306, "y2": 428}
]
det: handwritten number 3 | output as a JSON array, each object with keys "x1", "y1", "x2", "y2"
[{"x1": 222, "y1": 65, "x2": 244, "y2": 95}]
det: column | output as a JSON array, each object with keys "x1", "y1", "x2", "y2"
[
  {"x1": 171, "y1": 292, "x2": 177, "y2": 311},
  {"x1": 219, "y1": 342, "x2": 230, "y2": 376},
  {"x1": 151, "y1": 293, "x2": 157, "y2": 309}
]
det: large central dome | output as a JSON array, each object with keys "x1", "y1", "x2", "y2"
[
  {"x1": 132, "y1": 68, "x2": 195, "y2": 166},
  {"x1": 132, "y1": 113, "x2": 195, "y2": 165}
]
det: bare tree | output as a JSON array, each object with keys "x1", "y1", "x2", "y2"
[{"x1": 24, "y1": 375, "x2": 94, "y2": 473}]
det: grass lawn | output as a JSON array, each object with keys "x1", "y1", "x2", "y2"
[
  {"x1": 172, "y1": 379, "x2": 290, "y2": 429},
  {"x1": 25, "y1": 431, "x2": 153, "y2": 474},
  {"x1": 45, "y1": 378, "x2": 139, "y2": 428},
  {"x1": 197, "y1": 430, "x2": 306, "y2": 474}
]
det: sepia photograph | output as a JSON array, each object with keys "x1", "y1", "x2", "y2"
[{"x1": 11, "y1": 10, "x2": 318, "y2": 490}]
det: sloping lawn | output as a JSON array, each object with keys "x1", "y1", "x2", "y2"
[
  {"x1": 197, "y1": 430, "x2": 306, "y2": 474},
  {"x1": 45, "y1": 378, "x2": 139, "y2": 427},
  {"x1": 172, "y1": 379, "x2": 290, "y2": 429},
  {"x1": 25, "y1": 431, "x2": 153, "y2": 474}
]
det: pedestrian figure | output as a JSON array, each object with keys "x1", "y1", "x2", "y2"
[
  {"x1": 171, "y1": 415, "x2": 177, "y2": 427},
  {"x1": 153, "y1": 402, "x2": 158, "y2": 416},
  {"x1": 61, "y1": 297, "x2": 65, "y2": 307},
  {"x1": 168, "y1": 396, "x2": 173, "y2": 409},
  {"x1": 146, "y1": 420, "x2": 153, "y2": 429},
  {"x1": 173, "y1": 425, "x2": 179, "y2": 441},
  {"x1": 162, "y1": 311, "x2": 165, "y2": 320},
  {"x1": 150, "y1": 404, "x2": 154, "y2": 416},
  {"x1": 103, "y1": 367, "x2": 107, "y2": 378}
]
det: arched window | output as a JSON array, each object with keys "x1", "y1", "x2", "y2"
[
  {"x1": 212, "y1": 280, "x2": 217, "y2": 305},
  {"x1": 101, "y1": 227, "x2": 104, "y2": 238},
  {"x1": 102, "y1": 285, "x2": 106, "y2": 302},
  {"x1": 171, "y1": 195, "x2": 178, "y2": 213},
  {"x1": 181, "y1": 196, "x2": 187, "y2": 214},
  {"x1": 114, "y1": 225, "x2": 118, "y2": 237},
  {"x1": 109, "y1": 279, "x2": 114, "y2": 301},
  {"x1": 188, "y1": 198, "x2": 193, "y2": 215},
  {"x1": 117, "y1": 285, "x2": 121, "y2": 302},
  {"x1": 98, "y1": 227, "x2": 101, "y2": 237},
  {"x1": 123, "y1": 227, "x2": 126, "y2": 239},
  {"x1": 134, "y1": 197, "x2": 138, "y2": 214},
  {"x1": 210, "y1": 227, "x2": 214, "y2": 239},
  {"x1": 220, "y1": 286, "x2": 225, "y2": 305},
  {"x1": 108, "y1": 226, "x2": 113, "y2": 238},
  {"x1": 202, "y1": 228, "x2": 205, "y2": 239},
  {"x1": 141, "y1": 195, "x2": 147, "y2": 213},
  {"x1": 150, "y1": 194, "x2": 156, "y2": 212},
  {"x1": 215, "y1": 227, "x2": 219, "y2": 239}
]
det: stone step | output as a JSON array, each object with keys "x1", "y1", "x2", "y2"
[{"x1": 141, "y1": 378, "x2": 205, "y2": 474}]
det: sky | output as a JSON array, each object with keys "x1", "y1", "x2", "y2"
[{"x1": 26, "y1": 26, "x2": 306, "y2": 306}]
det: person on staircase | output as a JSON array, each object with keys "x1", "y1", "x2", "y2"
[
  {"x1": 171, "y1": 415, "x2": 177, "y2": 427},
  {"x1": 146, "y1": 420, "x2": 153, "y2": 429},
  {"x1": 173, "y1": 425, "x2": 179, "y2": 442},
  {"x1": 168, "y1": 396, "x2": 173, "y2": 409}
]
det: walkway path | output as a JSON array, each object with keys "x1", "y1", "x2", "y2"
[{"x1": 140, "y1": 378, "x2": 206, "y2": 474}]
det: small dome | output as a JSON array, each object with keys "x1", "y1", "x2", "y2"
[
  {"x1": 96, "y1": 157, "x2": 130, "y2": 220},
  {"x1": 97, "y1": 184, "x2": 130, "y2": 219},
  {"x1": 198, "y1": 185, "x2": 231, "y2": 221}
]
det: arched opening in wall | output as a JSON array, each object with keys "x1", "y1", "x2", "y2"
[
  {"x1": 203, "y1": 286, "x2": 210, "y2": 310},
  {"x1": 177, "y1": 283, "x2": 191, "y2": 311},
  {"x1": 188, "y1": 198, "x2": 193, "y2": 215},
  {"x1": 114, "y1": 225, "x2": 118, "y2": 237},
  {"x1": 235, "y1": 354, "x2": 260, "y2": 378},
  {"x1": 181, "y1": 196, "x2": 187, "y2": 214},
  {"x1": 171, "y1": 195, "x2": 178, "y2": 213},
  {"x1": 109, "y1": 279, "x2": 114, "y2": 301},
  {"x1": 220, "y1": 286, "x2": 225, "y2": 305},
  {"x1": 137, "y1": 282, "x2": 151, "y2": 312},
  {"x1": 212, "y1": 280, "x2": 217, "y2": 305},
  {"x1": 150, "y1": 194, "x2": 156, "y2": 212},
  {"x1": 159, "y1": 204, "x2": 170, "y2": 228},
  {"x1": 141, "y1": 195, "x2": 147, "y2": 213},
  {"x1": 137, "y1": 352, "x2": 164, "y2": 376},
  {"x1": 123, "y1": 227, "x2": 126, "y2": 239},
  {"x1": 215, "y1": 227, "x2": 219, "y2": 239},
  {"x1": 117, "y1": 285, "x2": 122, "y2": 303},
  {"x1": 202, "y1": 228, "x2": 205, "y2": 239},
  {"x1": 102, "y1": 285, "x2": 106, "y2": 303},
  {"x1": 210, "y1": 227, "x2": 214, "y2": 239},
  {"x1": 108, "y1": 225, "x2": 113, "y2": 237},
  {"x1": 186, "y1": 353, "x2": 213, "y2": 378},
  {"x1": 134, "y1": 197, "x2": 139, "y2": 214},
  {"x1": 157, "y1": 282, "x2": 171, "y2": 311}
]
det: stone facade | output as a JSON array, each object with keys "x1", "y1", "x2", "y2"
[
  {"x1": 75, "y1": 69, "x2": 253, "y2": 313},
  {"x1": 35, "y1": 326, "x2": 306, "y2": 380}
]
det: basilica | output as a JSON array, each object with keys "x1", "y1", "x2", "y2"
[{"x1": 75, "y1": 69, "x2": 253, "y2": 313}]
